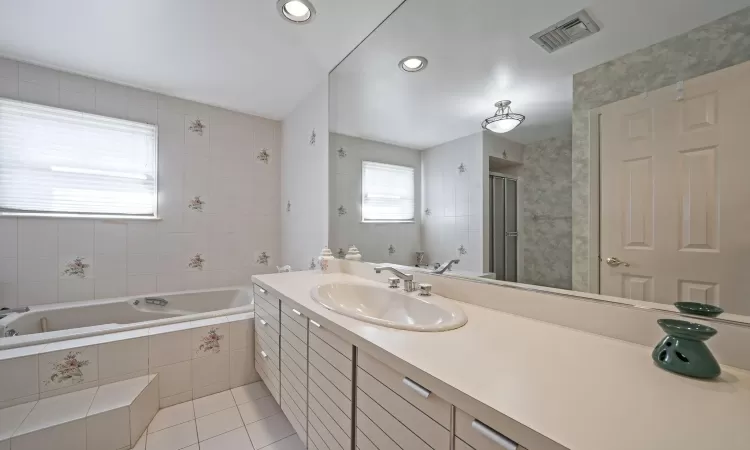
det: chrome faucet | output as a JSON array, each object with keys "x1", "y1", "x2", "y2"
[
  {"x1": 145, "y1": 297, "x2": 169, "y2": 307},
  {"x1": 374, "y1": 266, "x2": 417, "y2": 292},
  {"x1": 431, "y1": 259, "x2": 460, "y2": 275}
]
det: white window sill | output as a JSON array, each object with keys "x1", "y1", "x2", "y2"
[
  {"x1": 0, "y1": 212, "x2": 161, "y2": 220},
  {"x1": 361, "y1": 220, "x2": 416, "y2": 224}
]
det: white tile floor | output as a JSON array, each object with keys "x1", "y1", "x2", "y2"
[{"x1": 132, "y1": 381, "x2": 303, "y2": 450}]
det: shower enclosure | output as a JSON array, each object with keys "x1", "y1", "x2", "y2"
[{"x1": 488, "y1": 174, "x2": 518, "y2": 281}]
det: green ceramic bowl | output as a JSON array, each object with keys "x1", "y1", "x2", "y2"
[
  {"x1": 657, "y1": 319, "x2": 717, "y2": 341},
  {"x1": 674, "y1": 302, "x2": 724, "y2": 318}
]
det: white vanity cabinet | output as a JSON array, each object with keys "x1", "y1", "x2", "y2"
[
  {"x1": 253, "y1": 285, "x2": 281, "y2": 404},
  {"x1": 279, "y1": 299, "x2": 309, "y2": 444},
  {"x1": 356, "y1": 350, "x2": 450, "y2": 450},
  {"x1": 253, "y1": 284, "x2": 533, "y2": 450},
  {"x1": 308, "y1": 319, "x2": 354, "y2": 450}
]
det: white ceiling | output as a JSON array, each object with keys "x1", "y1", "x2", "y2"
[
  {"x1": 330, "y1": 0, "x2": 750, "y2": 148},
  {"x1": 0, "y1": 0, "x2": 403, "y2": 120}
]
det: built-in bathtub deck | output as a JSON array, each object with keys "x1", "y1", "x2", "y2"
[{"x1": 0, "y1": 374, "x2": 158, "y2": 450}]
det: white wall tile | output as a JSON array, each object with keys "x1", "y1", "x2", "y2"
[
  {"x1": 229, "y1": 349, "x2": 258, "y2": 388},
  {"x1": 5, "y1": 59, "x2": 281, "y2": 306},
  {"x1": 18, "y1": 281, "x2": 57, "y2": 306},
  {"x1": 150, "y1": 360, "x2": 192, "y2": 399},
  {"x1": 191, "y1": 323, "x2": 229, "y2": 358},
  {"x1": 127, "y1": 274, "x2": 157, "y2": 295},
  {"x1": 11, "y1": 418, "x2": 86, "y2": 450},
  {"x1": 94, "y1": 221, "x2": 127, "y2": 254},
  {"x1": 0, "y1": 355, "x2": 38, "y2": 403},
  {"x1": 0, "y1": 258, "x2": 17, "y2": 284},
  {"x1": 149, "y1": 329, "x2": 191, "y2": 367},
  {"x1": 94, "y1": 276, "x2": 127, "y2": 299},
  {"x1": 99, "y1": 337, "x2": 148, "y2": 380},
  {"x1": 0, "y1": 218, "x2": 18, "y2": 259},
  {"x1": 38, "y1": 345, "x2": 98, "y2": 392},
  {"x1": 0, "y1": 58, "x2": 18, "y2": 80},
  {"x1": 126, "y1": 223, "x2": 158, "y2": 255},
  {"x1": 192, "y1": 352, "x2": 229, "y2": 390},
  {"x1": 58, "y1": 278, "x2": 95, "y2": 303},
  {"x1": 86, "y1": 407, "x2": 130, "y2": 450},
  {"x1": 229, "y1": 319, "x2": 252, "y2": 351},
  {"x1": 18, "y1": 219, "x2": 57, "y2": 257}
]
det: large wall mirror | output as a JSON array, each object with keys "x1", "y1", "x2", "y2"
[{"x1": 328, "y1": 0, "x2": 750, "y2": 323}]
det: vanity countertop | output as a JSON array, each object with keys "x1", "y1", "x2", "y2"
[{"x1": 253, "y1": 271, "x2": 750, "y2": 450}]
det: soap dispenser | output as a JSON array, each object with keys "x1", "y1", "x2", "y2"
[
  {"x1": 345, "y1": 246, "x2": 362, "y2": 261},
  {"x1": 319, "y1": 247, "x2": 335, "y2": 272}
]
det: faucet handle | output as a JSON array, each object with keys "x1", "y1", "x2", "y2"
[
  {"x1": 418, "y1": 283, "x2": 432, "y2": 296},
  {"x1": 388, "y1": 277, "x2": 401, "y2": 289}
]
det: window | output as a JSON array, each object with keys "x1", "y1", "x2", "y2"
[
  {"x1": 0, "y1": 98, "x2": 158, "y2": 218},
  {"x1": 362, "y1": 161, "x2": 415, "y2": 222}
]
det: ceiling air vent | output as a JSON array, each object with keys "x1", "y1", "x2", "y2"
[{"x1": 531, "y1": 9, "x2": 600, "y2": 53}]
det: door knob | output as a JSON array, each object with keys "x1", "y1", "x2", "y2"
[{"x1": 606, "y1": 257, "x2": 630, "y2": 267}]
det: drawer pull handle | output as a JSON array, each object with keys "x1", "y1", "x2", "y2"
[
  {"x1": 258, "y1": 287, "x2": 267, "y2": 294},
  {"x1": 292, "y1": 308, "x2": 302, "y2": 316},
  {"x1": 261, "y1": 351, "x2": 268, "y2": 359},
  {"x1": 310, "y1": 319, "x2": 321, "y2": 328},
  {"x1": 402, "y1": 377, "x2": 431, "y2": 398},
  {"x1": 471, "y1": 420, "x2": 517, "y2": 450},
  {"x1": 260, "y1": 319, "x2": 267, "y2": 326}
]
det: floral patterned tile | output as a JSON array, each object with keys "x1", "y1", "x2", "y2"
[
  {"x1": 38, "y1": 346, "x2": 98, "y2": 392},
  {"x1": 191, "y1": 323, "x2": 229, "y2": 359}
]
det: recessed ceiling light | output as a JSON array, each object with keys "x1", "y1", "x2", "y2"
[
  {"x1": 481, "y1": 100, "x2": 526, "y2": 134},
  {"x1": 277, "y1": 0, "x2": 316, "y2": 24},
  {"x1": 399, "y1": 56, "x2": 428, "y2": 72}
]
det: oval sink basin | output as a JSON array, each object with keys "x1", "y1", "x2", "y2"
[{"x1": 310, "y1": 283, "x2": 467, "y2": 331}]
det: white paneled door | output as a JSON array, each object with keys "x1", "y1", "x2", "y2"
[{"x1": 599, "y1": 61, "x2": 750, "y2": 315}]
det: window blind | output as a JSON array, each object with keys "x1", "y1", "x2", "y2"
[
  {"x1": 362, "y1": 161, "x2": 415, "y2": 222},
  {"x1": 0, "y1": 98, "x2": 157, "y2": 217}
]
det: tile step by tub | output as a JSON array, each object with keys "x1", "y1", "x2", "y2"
[{"x1": 0, "y1": 374, "x2": 159, "y2": 450}]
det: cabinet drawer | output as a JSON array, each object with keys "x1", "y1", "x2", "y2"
[
  {"x1": 255, "y1": 346, "x2": 280, "y2": 403},
  {"x1": 254, "y1": 289, "x2": 279, "y2": 314},
  {"x1": 357, "y1": 367, "x2": 448, "y2": 449},
  {"x1": 358, "y1": 350, "x2": 450, "y2": 428},
  {"x1": 309, "y1": 348, "x2": 351, "y2": 399},
  {"x1": 356, "y1": 409, "x2": 399, "y2": 450},
  {"x1": 310, "y1": 333, "x2": 350, "y2": 379},
  {"x1": 254, "y1": 285, "x2": 277, "y2": 309},
  {"x1": 309, "y1": 395, "x2": 350, "y2": 450},
  {"x1": 356, "y1": 389, "x2": 432, "y2": 450},
  {"x1": 280, "y1": 300, "x2": 307, "y2": 327},
  {"x1": 256, "y1": 315, "x2": 280, "y2": 348},
  {"x1": 255, "y1": 331, "x2": 280, "y2": 375},
  {"x1": 309, "y1": 378, "x2": 350, "y2": 436},
  {"x1": 281, "y1": 311, "x2": 308, "y2": 343},
  {"x1": 309, "y1": 365, "x2": 351, "y2": 419},
  {"x1": 309, "y1": 320, "x2": 352, "y2": 359},
  {"x1": 255, "y1": 302, "x2": 280, "y2": 334},
  {"x1": 309, "y1": 402, "x2": 346, "y2": 450},
  {"x1": 281, "y1": 322, "x2": 308, "y2": 360},
  {"x1": 455, "y1": 408, "x2": 524, "y2": 450}
]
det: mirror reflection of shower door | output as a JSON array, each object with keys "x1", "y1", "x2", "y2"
[{"x1": 490, "y1": 175, "x2": 518, "y2": 281}]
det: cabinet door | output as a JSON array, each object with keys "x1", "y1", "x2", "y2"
[
  {"x1": 253, "y1": 285, "x2": 281, "y2": 405},
  {"x1": 356, "y1": 350, "x2": 450, "y2": 450},
  {"x1": 280, "y1": 299, "x2": 308, "y2": 445},
  {"x1": 455, "y1": 408, "x2": 527, "y2": 450},
  {"x1": 307, "y1": 319, "x2": 353, "y2": 450}
]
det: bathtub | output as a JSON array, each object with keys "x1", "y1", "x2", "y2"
[
  {"x1": 0, "y1": 286, "x2": 260, "y2": 409},
  {"x1": 0, "y1": 287, "x2": 253, "y2": 350}
]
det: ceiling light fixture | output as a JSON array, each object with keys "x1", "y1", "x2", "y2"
[
  {"x1": 277, "y1": 0, "x2": 316, "y2": 24},
  {"x1": 481, "y1": 100, "x2": 525, "y2": 134},
  {"x1": 398, "y1": 56, "x2": 428, "y2": 72}
]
